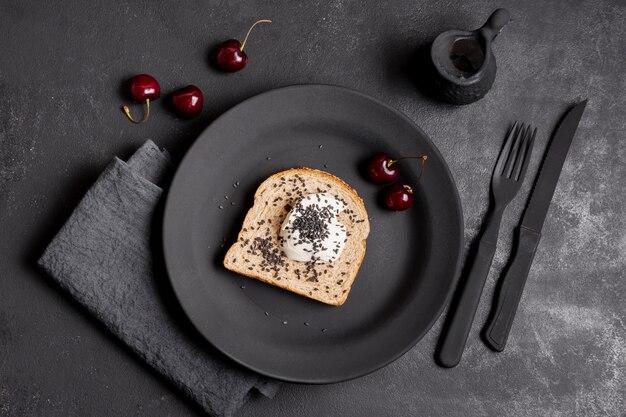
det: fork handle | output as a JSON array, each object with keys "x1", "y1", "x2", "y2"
[
  {"x1": 436, "y1": 210, "x2": 502, "y2": 368},
  {"x1": 482, "y1": 226, "x2": 541, "y2": 351}
]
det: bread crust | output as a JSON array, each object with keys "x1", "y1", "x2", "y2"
[{"x1": 223, "y1": 168, "x2": 369, "y2": 306}]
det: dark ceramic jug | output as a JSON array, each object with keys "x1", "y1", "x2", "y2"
[{"x1": 431, "y1": 9, "x2": 511, "y2": 104}]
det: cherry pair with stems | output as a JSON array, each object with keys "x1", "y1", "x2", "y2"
[{"x1": 366, "y1": 152, "x2": 428, "y2": 211}]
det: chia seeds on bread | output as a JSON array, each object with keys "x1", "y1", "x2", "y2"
[{"x1": 223, "y1": 168, "x2": 370, "y2": 306}]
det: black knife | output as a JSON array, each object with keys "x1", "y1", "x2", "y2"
[{"x1": 482, "y1": 100, "x2": 588, "y2": 352}]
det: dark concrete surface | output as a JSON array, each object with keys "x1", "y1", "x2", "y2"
[{"x1": 1, "y1": 0, "x2": 624, "y2": 416}]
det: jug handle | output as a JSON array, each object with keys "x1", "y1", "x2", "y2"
[{"x1": 479, "y1": 8, "x2": 511, "y2": 42}]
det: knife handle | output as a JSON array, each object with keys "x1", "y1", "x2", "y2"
[{"x1": 482, "y1": 226, "x2": 541, "y2": 351}]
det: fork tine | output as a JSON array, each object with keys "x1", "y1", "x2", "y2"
[
  {"x1": 495, "y1": 122, "x2": 519, "y2": 176},
  {"x1": 511, "y1": 125, "x2": 530, "y2": 180},
  {"x1": 504, "y1": 123, "x2": 525, "y2": 178},
  {"x1": 516, "y1": 127, "x2": 536, "y2": 181}
]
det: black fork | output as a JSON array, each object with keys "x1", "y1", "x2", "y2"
[{"x1": 436, "y1": 122, "x2": 536, "y2": 368}]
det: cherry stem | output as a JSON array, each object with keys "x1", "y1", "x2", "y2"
[
  {"x1": 240, "y1": 19, "x2": 272, "y2": 52},
  {"x1": 123, "y1": 99, "x2": 150, "y2": 124},
  {"x1": 388, "y1": 155, "x2": 428, "y2": 181}
]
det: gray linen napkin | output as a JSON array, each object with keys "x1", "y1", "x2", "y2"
[{"x1": 38, "y1": 140, "x2": 279, "y2": 417}]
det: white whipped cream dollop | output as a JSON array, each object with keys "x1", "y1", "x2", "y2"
[{"x1": 279, "y1": 193, "x2": 347, "y2": 263}]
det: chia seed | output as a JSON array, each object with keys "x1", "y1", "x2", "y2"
[
  {"x1": 250, "y1": 237, "x2": 285, "y2": 270},
  {"x1": 291, "y1": 204, "x2": 333, "y2": 244}
]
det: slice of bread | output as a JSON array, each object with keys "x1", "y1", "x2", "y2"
[{"x1": 224, "y1": 168, "x2": 370, "y2": 306}]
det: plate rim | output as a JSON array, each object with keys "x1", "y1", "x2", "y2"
[{"x1": 162, "y1": 83, "x2": 464, "y2": 383}]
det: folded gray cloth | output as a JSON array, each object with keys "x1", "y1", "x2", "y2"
[{"x1": 38, "y1": 140, "x2": 279, "y2": 417}]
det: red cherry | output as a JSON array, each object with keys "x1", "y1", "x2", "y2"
[
  {"x1": 129, "y1": 74, "x2": 160, "y2": 102},
  {"x1": 384, "y1": 182, "x2": 415, "y2": 211},
  {"x1": 366, "y1": 153, "x2": 428, "y2": 184},
  {"x1": 122, "y1": 74, "x2": 160, "y2": 124},
  {"x1": 217, "y1": 39, "x2": 247, "y2": 72},
  {"x1": 216, "y1": 20, "x2": 272, "y2": 72},
  {"x1": 172, "y1": 85, "x2": 204, "y2": 118},
  {"x1": 366, "y1": 152, "x2": 399, "y2": 183}
]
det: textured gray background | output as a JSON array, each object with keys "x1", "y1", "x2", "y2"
[{"x1": 1, "y1": 0, "x2": 625, "y2": 416}]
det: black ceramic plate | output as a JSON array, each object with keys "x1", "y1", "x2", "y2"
[{"x1": 163, "y1": 85, "x2": 463, "y2": 383}]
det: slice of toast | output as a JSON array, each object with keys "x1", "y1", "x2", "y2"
[{"x1": 223, "y1": 168, "x2": 370, "y2": 306}]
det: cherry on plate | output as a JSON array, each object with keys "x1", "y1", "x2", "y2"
[
  {"x1": 172, "y1": 85, "x2": 204, "y2": 118},
  {"x1": 216, "y1": 19, "x2": 272, "y2": 72},
  {"x1": 365, "y1": 153, "x2": 428, "y2": 184},
  {"x1": 122, "y1": 74, "x2": 161, "y2": 124},
  {"x1": 366, "y1": 152, "x2": 399, "y2": 183},
  {"x1": 383, "y1": 182, "x2": 415, "y2": 211}
]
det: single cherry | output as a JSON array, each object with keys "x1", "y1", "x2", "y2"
[
  {"x1": 366, "y1": 152, "x2": 399, "y2": 183},
  {"x1": 380, "y1": 155, "x2": 428, "y2": 211},
  {"x1": 216, "y1": 19, "x2": 272, "y2": 72},
  {"x1": 172, "y1": 85, "x2": 204, "y2": 118},
  {"x1": 122, "y1": 74, "x2": 161, "y2": 124},
  {"x1": 384, "y1": 182, "x2": 415, "y2": 211},
  {"x1": 366, "y1": 153, "x2": 428, "y2": 184},
  {"x1": 217, "y1": 39, "x2": 246, "y2": 72}
]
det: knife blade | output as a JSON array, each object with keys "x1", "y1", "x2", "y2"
[
  {"x1": 482, "y1": 100, "x2": 587, "y2": 352},
  {"x1": 521, "y1": 100, "x2": 588, "y2": 233}
]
